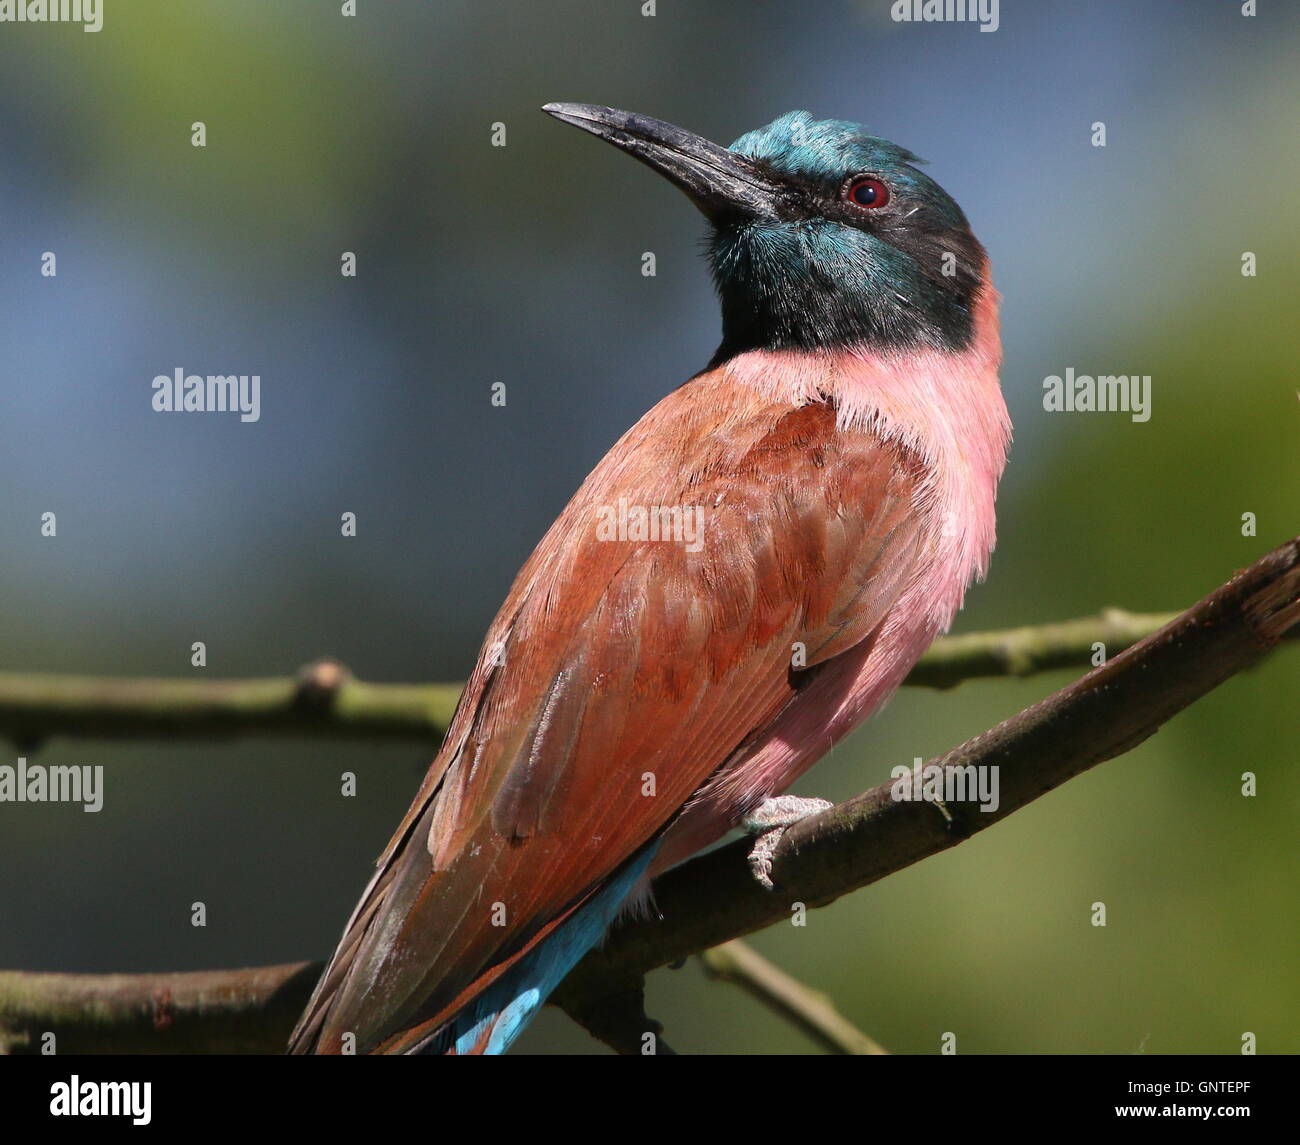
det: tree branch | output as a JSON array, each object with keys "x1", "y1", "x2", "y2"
[
  {"x1": 0, "y1": 660, "x2": 462, "y2": 748},
  {"x1": 0, "y1": 608, "x2": 1256, "y2": 748},
  {"x1": 552, "y1": 537, "x2": 1300, "y2": 1025},
  {"x1": 0, "y1": 963, "x2": 321, "y2": 1055},
  {"x1": 0, "y1": 537, "x2": 1296, "y2": 1053}
]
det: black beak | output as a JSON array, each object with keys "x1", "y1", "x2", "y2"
[{"x1": 542, "y1": 102, "x2": 784, "y2": 221}]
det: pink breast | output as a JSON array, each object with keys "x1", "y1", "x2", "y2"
[{"x1": 648, "y1": 285, "x2": 1010, "y2": 876}]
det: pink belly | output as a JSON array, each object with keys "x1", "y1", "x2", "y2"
[{"x1": 648, "y1": 564, "x2": 951, "y2": 877}]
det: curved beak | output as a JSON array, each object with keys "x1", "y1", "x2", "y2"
[{"x1": 542, "y1": 102, "x2": 783, "y2": 221}]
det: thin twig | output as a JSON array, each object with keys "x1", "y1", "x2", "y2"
[
  {"x1": 0, "y1": 609, "x2": 1256, "y2": 748},
  {"x1": 0, "y1": 660, "x2": 462, "y2": 748},
  {"x1": 700, "y1": 939, "x2": 887, "y2": 1055}
]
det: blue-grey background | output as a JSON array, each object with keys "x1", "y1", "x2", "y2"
[{"x1": 0, "y1": 0, "x2": 1296, "y2": 1053}]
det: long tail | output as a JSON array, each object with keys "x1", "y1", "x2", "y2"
[
  {"x1": 425, "y1": 846, "x2": 657, "y2": 1055},
  {"x1": 292, "y1": 844, "x2": 657, "y2": 1056}
]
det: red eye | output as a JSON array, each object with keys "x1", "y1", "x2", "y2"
[{"x1": 845, "y1": 176, "x2": 889, "y2": 209}]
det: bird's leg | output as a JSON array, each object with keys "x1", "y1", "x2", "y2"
[{"x1": 740, "y1": 795, "x2": 835, "y2": 890}]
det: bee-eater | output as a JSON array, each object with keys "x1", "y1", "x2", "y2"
[{"x1": 289, "y1": 104, "x2": 1010, "y2": 1055}]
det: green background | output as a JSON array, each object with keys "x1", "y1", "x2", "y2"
[{"x1": 0, "y1": 0, "x2": 1295, "y2": 1054}]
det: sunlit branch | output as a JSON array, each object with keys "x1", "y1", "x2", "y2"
[{"x1": 1, "y1": 537, "x2": 1295, "y2": 1054}]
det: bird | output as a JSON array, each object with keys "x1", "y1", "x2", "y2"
[{"x1": 288, "y1": 103, "x2": 1010, "y2": 1055}]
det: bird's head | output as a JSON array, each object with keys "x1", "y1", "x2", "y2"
[{"x1": 543, "y1": 104, "x2": 987, "y2": 364}]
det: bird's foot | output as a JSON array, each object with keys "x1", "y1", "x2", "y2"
[{"x1": 740, "y1": 796, "x2": 834, "y2": 890}]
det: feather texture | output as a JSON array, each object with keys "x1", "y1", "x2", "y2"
[
  {"x1": 290, "y1": 102, "x2": 1012, "y2": 1054},
  {"x1": 294, "y1": 369, "x2": 975, "y2": 1053}
]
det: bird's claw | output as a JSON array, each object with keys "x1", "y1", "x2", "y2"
[{"x1": 740, "y1": 796, "x2": 834, "y2": 889}]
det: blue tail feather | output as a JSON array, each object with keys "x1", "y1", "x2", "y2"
[{"x1": 438, "y1": 845, "x2": 658, "y2": 1055}]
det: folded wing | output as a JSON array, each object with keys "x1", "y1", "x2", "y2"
[{"x1": 289, "y1": 367, "x2": 931, "y2": 1054}]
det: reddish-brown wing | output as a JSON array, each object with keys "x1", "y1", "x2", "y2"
[{"x1": 289, "y1": 367, "x2": 930, "y2": 1054}]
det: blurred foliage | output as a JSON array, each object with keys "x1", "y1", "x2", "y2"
[{"x1": 0, "y1": 1, "x2": 1294, "y2": 1054}]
